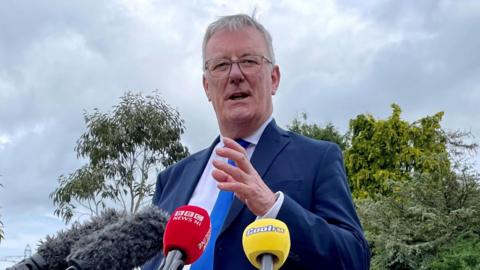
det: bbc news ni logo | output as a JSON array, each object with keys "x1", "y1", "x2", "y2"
[
  {"x1": 174, "y1": 210, "x2": 205, "y2": 226},
  {"x1": 246, "y1": 225, "x2": 285, "y2": 236}
]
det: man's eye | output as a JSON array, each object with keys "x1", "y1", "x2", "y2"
[
  {"x1": 241, "y1": 58, "x2": 260, "y2": 65},
  {"x1": 212, "y1": 62, "x2": 230, "y2": 70}
]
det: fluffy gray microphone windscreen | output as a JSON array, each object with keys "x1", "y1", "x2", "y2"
[
  {"x1": 7, "y1": 208, "x2": 123, "y2": 270},
  {"x1": 66, "y1": 205, "x2": 169, "y2": 270}
]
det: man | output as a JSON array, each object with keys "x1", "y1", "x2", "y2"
[{"x1": 143, "y1": 14, "x2": 369, "y2": 269}]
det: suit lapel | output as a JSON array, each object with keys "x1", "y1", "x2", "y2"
[
  {"x1": 221, "y1": 120, "x2": 291, "y2": 233},
  {"x1": 249, "y1": 120, "x2": 291, "y2": 179}
]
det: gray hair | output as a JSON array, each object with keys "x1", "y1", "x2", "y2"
[{"x1": 202, "y1": 14, "x2": 276, "y2": 66}]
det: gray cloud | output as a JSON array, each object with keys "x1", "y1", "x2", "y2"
[{"x1": 272, "y1": 0, "x2": 480, "y2": 135}]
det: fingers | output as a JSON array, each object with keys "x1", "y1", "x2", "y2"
[
  {"x1": 216, "y1": 176, "x2": 275, "y2": 216},
  {"x1": 212, "y1": 159, "x2": 248, "y2": 183},
  {"x1": 217, "y1": 180, "x2": 246, "y2": 195},
  {"x1": 222, "y1": 137, "x2": 247, "y2": 153},
  {"x1": 215, "y1": 177, "x2": 252, "y2": 206},
  {"x1": 212, "y1": 167, "x2": 249, "y2": 202},
  {"x1": 211, "y1": 137, "x2": 276, "y2": 216},
  {"x1": 215, "y1": 138, "x2": 252, "y2": 173},
  {"x1": 211, "y1": 168, "x2": 233, "y2": 183}
]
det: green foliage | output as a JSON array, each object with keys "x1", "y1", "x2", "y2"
[
  {"x1": 345, "y1": 104, "x2": 449, "y2": 199},
  {"x1": 358, "y1": 156, "x2": 480, "y2": 270},
  {"x1": 50, "y1": 91, "x2": 189, "y2": 223},
  {"x1": 287, "y1": 112, "x2": 348, "y2": 150},
  {"x1": 429, "y1": 234, "x2": 480, "y2": 270},
  {"x1": 286, "y1": 105, "x2": 480, "y2": 269}
]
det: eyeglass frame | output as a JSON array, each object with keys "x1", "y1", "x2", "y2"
[{"x1": 203, "y1": 55, "x2": 273, "y2": 78}]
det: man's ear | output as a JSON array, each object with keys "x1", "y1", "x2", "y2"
[
  {"x1": 203, "y1": 75, "x2": 211, "y2": 101},
  {"x1": 270, "y1": 65, "x2": 281, "y2": 95}
]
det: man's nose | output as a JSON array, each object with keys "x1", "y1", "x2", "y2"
[{"x1": 229, "y1": 62, "x2": 245, "y2": 84}]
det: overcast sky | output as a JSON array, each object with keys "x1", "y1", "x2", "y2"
[{"x1": 1, "y1": 0, "x2": 479, "y2": 264}]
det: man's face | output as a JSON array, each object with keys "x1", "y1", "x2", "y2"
[{"x1": 203, "y1": 26, "x2": 280, "y2": 133}]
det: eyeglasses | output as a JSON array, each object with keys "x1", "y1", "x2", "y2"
[{"x1": 204, "y1": 55, "x2": 272, "y2": 78}]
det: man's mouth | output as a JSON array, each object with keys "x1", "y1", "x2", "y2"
[{"x1": 228, "y1": 92, "x2": 250, "y2": 100}]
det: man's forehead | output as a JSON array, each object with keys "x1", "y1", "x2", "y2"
[{"x1": 205, "y1": 27, "x2": 268, "y2": 58}]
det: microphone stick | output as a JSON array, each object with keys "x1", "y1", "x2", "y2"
[
  {"x1": 261, "y1": 254, "x2": 274, "y2": 270},
  {"x1": 159, "y1": 250, "x2": 183, "y2": 270}
]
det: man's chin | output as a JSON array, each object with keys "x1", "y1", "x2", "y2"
[
  {"x1": 221, "y1": 112, "x2": 258, "y2": 127},
  {"x1": 222, "y1": 106, "x2": 252, "y2": 119},
  {"x1": 226, "y1": 114, "x2": 254, "y2": 125}
]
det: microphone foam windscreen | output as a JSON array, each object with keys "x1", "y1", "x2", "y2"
[
  {"x1": 36, "y1": 208, "x2": 124, "y2": 270},
  {"x1": 67, "y1": 205, "x2": 169, "y2": 270},
  {"x1": 242, "y1": 218, "x2": 291, "y2": 270},
  {"x1": 163, "y1": 205, "x2": 211, "y2": 264}
]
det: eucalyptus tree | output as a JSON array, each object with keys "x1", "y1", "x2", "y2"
[{"x1": 51, "y1": 92, "x2": 189, "y2": 223}]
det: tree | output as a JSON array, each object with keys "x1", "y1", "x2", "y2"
[
  {"x1": 287, "y1": 112, "x2": 348, "y2": 150},
  {"x1": 357, "y1": 152, "x2": 480, "y2": 269},
  {"x1": 429, "y1": 233, "x2": 480, "y2": 270},
  {"x1": 345, "y1": 104, "x2": 449, "y2": 199},
  {"x1": 50, "y1": 92, "x2": 189, "y2": 223},
  {"x1": 285, "y1": 106, "x2": 480, "y2": 268}
]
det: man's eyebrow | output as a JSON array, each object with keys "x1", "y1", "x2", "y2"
[
  {"x1": 241, "y1": 52, "x2": 257, "y2": 57},
  {"x1": 206, "y1": 56, "x2": 229, "y2": 62},
  {"x1": 207, "y1": 52, "x2": 259, "y2": 61}
]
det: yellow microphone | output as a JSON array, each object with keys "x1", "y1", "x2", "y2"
[{"x1": 242, "y1": 218, "x2": 291, "y2": 270}]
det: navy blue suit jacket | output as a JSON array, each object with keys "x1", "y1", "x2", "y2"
[{"x1": 142, "y1": 120, "x2": 369, "y2": 269}]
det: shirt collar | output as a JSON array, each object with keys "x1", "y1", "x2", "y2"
[
  {"x1": 243, "y1": 116, "x2": 273, "y2": 146},
  {"x1": 219, "y1": 116, "x2": 273, "y2": 147}
]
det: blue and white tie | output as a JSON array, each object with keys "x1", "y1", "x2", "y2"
[{"x1": 191, "y1": 139, "x2": 250, "y2": 270}]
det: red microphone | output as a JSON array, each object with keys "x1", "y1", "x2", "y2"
[{"x1": 159, "y1": 205, "x2": 211, "y2": 270}]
